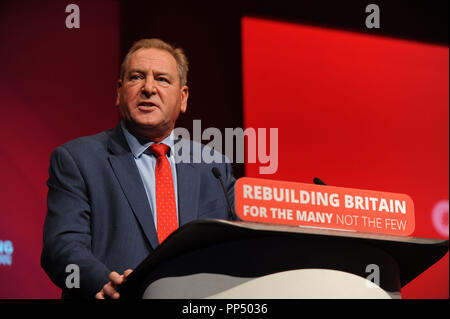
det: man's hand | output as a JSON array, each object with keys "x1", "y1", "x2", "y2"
[{"x1": 95, "y1": 269, "x2": 133, "y2": 299}]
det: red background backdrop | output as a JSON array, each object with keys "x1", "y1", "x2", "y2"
[{"x1": 242, "y1": 17, "x2": 449, "y2": 298}]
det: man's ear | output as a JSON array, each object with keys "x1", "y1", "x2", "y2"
[
  {"x1": 115, "y1": 79, "x2": 122, "y2": 107},
  {"x1": 180, "y1": 85, "x2": 189, "y2": 114}
]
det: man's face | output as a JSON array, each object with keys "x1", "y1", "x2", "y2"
[{"x1": 116, "y1": 48, "x2": 188, "y2": 141}]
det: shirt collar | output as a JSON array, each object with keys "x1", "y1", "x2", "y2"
[{"x1": 120, "y1": 121, "x2": 175, "y2": 159}]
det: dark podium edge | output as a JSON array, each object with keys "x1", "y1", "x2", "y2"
[{"x1": 118, "y1": 219, "x2": 449, "y2": 299}]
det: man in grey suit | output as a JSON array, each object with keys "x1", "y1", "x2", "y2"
[{"x1": 41, "y1": 39, "x2": 236, "y2": 299}]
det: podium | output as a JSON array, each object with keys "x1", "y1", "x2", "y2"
[{"x1": 119, "y1": 219, "x2": 449, "y2": 299}]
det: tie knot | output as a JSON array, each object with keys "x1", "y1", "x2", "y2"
[{"x1": 149, "y1": 143, "x2": 170, "y2": 158}]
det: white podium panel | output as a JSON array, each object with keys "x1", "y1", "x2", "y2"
[{"x1": 143, "y1": 269, "x2": 400, "y2": 299}]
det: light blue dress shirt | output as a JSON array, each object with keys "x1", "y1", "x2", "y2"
[{"x1": 121, "y1": 121, "x2": 179, "y2": 230}]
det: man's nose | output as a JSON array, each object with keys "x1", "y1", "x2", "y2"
[{"x1": 141, "y1": 76, "x2": 157, "y2": 97}]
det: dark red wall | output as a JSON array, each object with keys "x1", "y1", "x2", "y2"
[{"x1": 0, "y1": 0, "x2": 119, "y2": 298}]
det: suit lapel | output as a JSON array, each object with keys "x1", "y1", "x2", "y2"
[
  {"x1": 175, "y1": 138, "x2": 200, "y2": 226},
  {"x1": 107, "y1": 125, "x2": 159, "y2": 250},
  {"x1": 176, "y1": 162, "x2": 200, "y2": 226}
]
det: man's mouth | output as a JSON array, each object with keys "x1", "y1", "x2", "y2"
[{"x1": 138, "y1": 101, "x2": 157, "y2": 107}]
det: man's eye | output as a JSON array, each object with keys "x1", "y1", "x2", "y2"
[
  {"x1": 157, "y1": 77, "x2": 169, "y2": 83},
  {"x1": 129, "y1": 74, "x2": 142, "y2": 80}
]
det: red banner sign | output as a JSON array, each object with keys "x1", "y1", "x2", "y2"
[{"x1": 235, "y1": 177, "x2": 415, "y2": 236}]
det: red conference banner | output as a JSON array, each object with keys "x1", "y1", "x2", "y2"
[{"x1": 235, "y1": 177, "x2": 415, "y2": 236}]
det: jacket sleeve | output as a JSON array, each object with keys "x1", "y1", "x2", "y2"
[
  {"x1": 224, "y1": 161, "x2": 238, "y2": 221},
  {"x1": 41, "y1": 146, "x2": 110, "y2": 298}
]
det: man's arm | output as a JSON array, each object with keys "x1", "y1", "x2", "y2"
[
  {"x1": 224, "y1": 161, "x2": 237, "y2": 220},
  {"x1": 41, "y1": 146, "x2": 111, "y2": 298}
]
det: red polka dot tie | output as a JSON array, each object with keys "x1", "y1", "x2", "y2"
[{"x1": 149, "y1": 143, "x2": 178, "y2": 244}]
